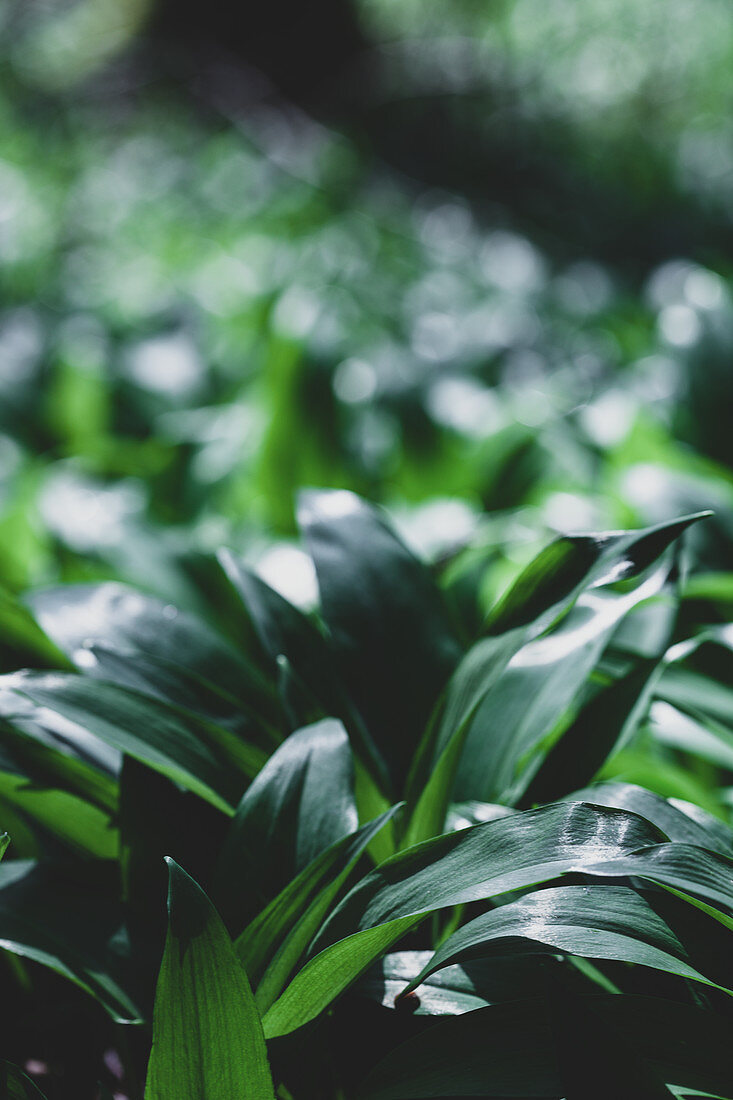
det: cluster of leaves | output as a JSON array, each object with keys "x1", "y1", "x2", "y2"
[{"x1": 1, "y1": 490, "x2": 733, "y2": 1097}]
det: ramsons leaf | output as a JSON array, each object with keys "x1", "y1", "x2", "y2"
[
  {"x1": 298, "y1": 490, "x2": 461, "y2": 791},
  {"x1": 3, "y1": 673, "x2": 266, "y2": 813},
  {"x1": 403, "y1": 884, "x2": 732, "y2": 998},
  {"x1": 214, "y1": 718, "x2": 358, "y2": 929},
  {"x1": 236, "y1": 807, "x2": 400, "y2": 1012},
  {"x1": 485, "y1": 511, "x2": 710, "y2": 637},
  {"x1": 263, "y1": 802, "x2": 664, "y2": 1036},
  {"x1": 144, "y1": 859, "x2": 275, "y2": 1100}
]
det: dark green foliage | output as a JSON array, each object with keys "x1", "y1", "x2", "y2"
[{"x1": 1, "y1": 498, "x2": 732, "y2": 1097}]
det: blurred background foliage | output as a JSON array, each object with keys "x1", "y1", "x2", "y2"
[{"x1": 0, "y1": 0, "x2": 732, "y2": 615}]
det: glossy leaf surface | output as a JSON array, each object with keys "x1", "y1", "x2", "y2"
[
  {"x1": 485, "y1": 511, "x2": 709, "y2": 637},
  {"x1": 264, "y1": 802, "x2": 665, "y2": 1035},
  {"x1": 3, "y1": 672, "x2": 265, "y2": 813},
  {"x1": 404, "y1": 884, "x2": 730, "y2": 997},
  {"x1": 214, "y1": 718, "x2": 358, "y2": 928},
  {"x1": 299, "y1": 490, "x2": 461, "y2": 790}
]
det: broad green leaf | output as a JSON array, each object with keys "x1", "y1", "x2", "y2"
[
  {"x1": 220, "y1": 548, "x2": 389, "y2": 788},
  {"x1": 519, "y1": 656, "x2": 663, "y2": 808},
  {"x1": 27, "y1": 583, "x2": 279, "y2": 729},
  {"x1": 575, "y1": 842, "x2": 733, "y2": 923},
  {"x1": 358, "y1": 995, "x2": 732, "y2": 1099},
  {"x1": 607, "y1": 593, "x2": 679, "y2": 659},
  {"x1": 298, "y1": 489, "x2": 461, "y2": 790},
  {"x1": 657, "y1": 667, "x2": 733, "y2": 729},
  {"x1": 0, "y1": 711, "x2": 117, "y2": 856},
  {"x1": 403, "y1": 885, "x2": 731, "y2": 998},
  {"x1": 485, "y1": 511, "x2": 710, "y2": 637},
  {"x1": 402, "y1": 631, "x2": 522, "y2": 847},
  {"x1": 455, "y1": 564, "x2": 669, "y2": 804},
  {"x1": 0, "y1": 859, "x2": 143, "y2": 1021},
  {"x1": 0, "y1": 770, "x2": 116, "y2": 858},
  {"x1": 264, "y1": 802, "x2": 664, "y2": 1035},
  {"x1": 0, "y1": 691, "x2": 120, "y2": 795},
  {"x1": 668, "y1": 796, "x2": 733, "y2": 854},
  {"x1": 598, "y1": 747, "x2": 726, "y2": 817},
  {"x1": 0, "y1": 585, "x2": 71, "y2": 673},
  {"x1": 3, "y1": 673, "x2": 266, "y2": 813},
  {"x1": 563, "y1": 782, "x2": 733, "y2": 857},
  {"x1": 445, "y1": 801, "x2": 517, "y2": 830},
  {"x1": 144, "y1": 859, "x2": 275, "y2": 1100},
  {"x1": 354, "y1": 950, "x2": 547, "y2": 1016},
  {"x1": 81, "y1": 645, "x2": 281, "y2": 753},
  {"x1": 0, "y1": 832, "x2": 7, "y2": 859},
  {"x1": 649, "y1": 700, "x2": 733, "y2": 771},
  {"x1": 264, "y1": 916, "x2": 420, "y2": 1038},
  {"x1": 0, "y1": 1063, "x2": 49, "y2": 1099},
  {"x1": 218, "y1": 549, "x2": 333, "y2": 699},
  {"x1": 235, "y1": 807, "x2": 400, "y2": 1012},
  {"x1": 320, "y1": 801, "x2": 665, "y2": 945},
  {"x1": 214, "y1": 718, "x2": 358, "y2": 929}
]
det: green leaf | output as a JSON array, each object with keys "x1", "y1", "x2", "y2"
[
  {"x1": 218, "y1": 550, "x2": 333, "y2": 702},
  {"x1": 237, "y1": 807, "x2": 400, "y2": 1013},
  {"x1": 0, "y1": 771, "x2": 116, "y2": 858},
  {"x1": 144, "y1": 859, "x2": 275, "y2": 1100},
  {"x1": 0, "y1": 688, "x2": 121, "y2": 793},
  {"x1": 563, "y1": 782, "x2": 733, "y2": 857},
  {"x1": 298, "y1": 490, "x2": 461, "y2": 791},
  {"x1": 0, "y1": 708, "x2": 117, "y2": 855},
  {"x1": 354, "y1": 949, "x2": 547, "y2": 1016},
  {"x1": 454, "y1": 562, "x2": 670, "y2": 804},
  {"x1": 597, "y1": 748, "x2": 725, "y2": 816},
  {"x1": 0, "y1": 585, "x2": 72, "y2": 673},
  {"x1": 402, "y1": 631, "x2": 522, "y2": 847},
  {"x1": 0, "y1": 703, "x2": 118, "y2": 812},
  {"x1": 519, "y1": 655, "x2": 663, "y2": 808},
  {"x1": 3, "y1": 672, "x2": 266, "y2": 813},
  {"x1": 0, "y1": 1063, "x2": 49, "y2": 1099},
  {"x1": 403, "y1": 885, "x2": 731, "y2": 999},
  {"x1": 263, "y1": 802, "x2": 663, "y2": 1036},
  {"x1": 214, "y1": 718, "x2": 358, "y2": 929},
  {"x1": 649, "y1": 700, "x2": 733, "y2": 771},
  {"x1": 0, "y1": 859, "x2": 144, "y2": 1021},
  {"x1": 220, "y1": 548, "x2": 390, "y2": 789},
  {"x1": 575, "y1": 842, "x2": 733, "y2": 923},
  {"x1": 657, "y1": 667, "x2": 733, "y2": 729},
  {"x1": 27, "y1": 583, "x2": 279, "y2": 732},
  {"x1": 0, "y1": 832, "x2": 8, "y2": 859},
  {"x1": 485, "y1": 511, "x2": 710, "y2": 637}
]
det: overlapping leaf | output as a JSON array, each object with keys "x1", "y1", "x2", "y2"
[
  {"x1": 0, "y1": 859, "x2": 144, "y2": 1021},
  {"x1": 263, "y1": 802, "x2": 665, "y2": 1036},
  {"x1": 2, "y1": 672, "x2": 265, "y2": 813},
  {"x1": 402, "y1": 884, "x2": 732, "y2": 998},
  {"x1": 214, "y1": 717, "x2": 358, "y2": 928},
  {"x1": 298, "y1": 490, "x2": 461, "y2": 791}
]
